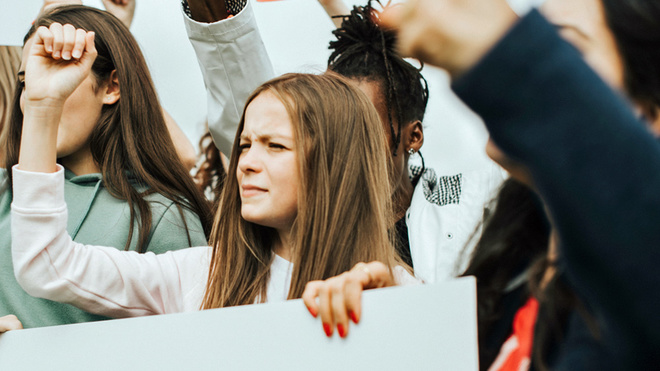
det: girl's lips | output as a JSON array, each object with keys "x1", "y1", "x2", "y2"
[{"x1": 241, "y1": 184, "x2": 267, "y2": 197}]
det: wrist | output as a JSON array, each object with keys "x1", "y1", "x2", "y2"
[
  {"x1": 24, "y1": 96, "x2": 67, "y2": 111},
  {"x1": 23, "y1": 100, "x2": 65, "y2": 125}
]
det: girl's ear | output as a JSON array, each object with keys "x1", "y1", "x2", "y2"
[
  {"x1": 404, "y1": 120, "x2": 424, "y2": 153},
  {"x1": 102, "y1": 70, "x2": 120, "y2": 105}
]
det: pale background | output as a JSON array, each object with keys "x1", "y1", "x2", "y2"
[{"x1": 1, "y1": 0, "x2": 543, "y2": 175}]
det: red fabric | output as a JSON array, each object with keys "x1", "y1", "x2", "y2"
[{"x1": 489, "y1": 297, "x2": 539, "y2": 371}]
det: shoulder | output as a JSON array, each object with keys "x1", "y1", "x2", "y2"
[{"x1": 144, "y1": 194, "x2": 208, "y2": 253}]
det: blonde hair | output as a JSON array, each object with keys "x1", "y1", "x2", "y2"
[
  {"x1": 0, "y1": 46, "x2": 22, "y2": 162},
  {"x1": 202, "y1": 73, "x2": 399, "y2": 309}
]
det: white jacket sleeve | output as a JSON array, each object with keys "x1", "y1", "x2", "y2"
[
  {"x1": 183, "y1": 0, "x2": 276, "y2": 157},
  {"x1": 11, "y1": 166, "x2": 210, "y2": 318}
]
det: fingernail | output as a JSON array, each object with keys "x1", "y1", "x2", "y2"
[
  {"x1": 62, "y1": 52, "x2": 71, "y2": 60},
  {"x1": 72, "y1": 50, "x2": 81, "y2": 59},
  {"x1": 307, "y1": 306, "x2": 317, "y2": 318},
  {"x1": 323, "y1": 323, "x2": 332, "y2": 337},
  {"x1": 349, "y1": 310, "x2": 359, "y2": 324},
  {"x1": 53, "y1": 51, "x2": 60, "y2": 59},
  {"x1": 337, "y1": 324, "x2": 346, "y2": 338},
  {"x1": 46, "y1": 45, "x2": 52, "y2": 52}
]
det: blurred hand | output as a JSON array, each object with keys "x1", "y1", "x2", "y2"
[
  {"x1": 302, "y1": 261, "x2": 394, "y2": 338},
  {"x1": 102, "y1": 0, "x2": 137, "y2": 29},
  {"x1": 381, "y1": 0, "x2": 518, "y2": 78},
  {"x1": 24, "y1": 23, "x2": 97, "y2": 105},
  {"x1": 0, "y1": 315, "x2": 23, "y2": 333}
]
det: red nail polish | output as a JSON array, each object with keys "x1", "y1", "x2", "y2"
[
  {"x1": 307, "y1": 306, "x2": 317, "y2": 318},
  {"x1": 349, "y1": 310, "x2": 359, "y2": 324},
  {"x1": 337, "y1": 324, "x2": 346, "y2": 338},
  {"x1": 323, "y1": 323, "x2": 332, "y2": 337}
]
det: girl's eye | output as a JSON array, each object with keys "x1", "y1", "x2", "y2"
[
  {"x1": 239, "y1": 143, "x2": 250, "y2": 151},
  {"x1": 269, "y1": 143, "x2": 285, "y2": 150}
]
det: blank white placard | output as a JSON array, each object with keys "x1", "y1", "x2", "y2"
[{"x1": 0, "y1": 277, "x2": 477, "y2": 371}]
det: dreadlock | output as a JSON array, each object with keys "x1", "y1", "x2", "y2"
[{"x1": 327, "y1": 1, "x2": 429, "y2": 156}]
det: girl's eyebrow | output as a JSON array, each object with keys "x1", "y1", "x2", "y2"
[{"x1": 239, "y1": 132, "x2": 293, "y2": 142}]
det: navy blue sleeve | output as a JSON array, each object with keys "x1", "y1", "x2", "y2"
[{"x1": 452, "y1": 9, "x2": 660, "y2": 366}]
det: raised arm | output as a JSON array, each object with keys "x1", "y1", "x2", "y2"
[{"x1": 182, "y1": 0, "x2": 275, "y2": 157}]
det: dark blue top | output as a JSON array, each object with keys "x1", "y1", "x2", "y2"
[{"x1": 452, "y1": 10, "x2": 660, "y2": 370}]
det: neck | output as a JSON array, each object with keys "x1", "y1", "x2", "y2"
[
  {"x1": 393, "y1": 171, "x2": 415, "y2": 221},
  {"x1": 273, "y1": 228, "x2": 293, "y2": 262},
  {"x1": 60, "y1": 146, "x2": 100, "y2": 175}
]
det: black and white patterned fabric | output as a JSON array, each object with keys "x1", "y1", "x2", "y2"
[
  {"x1": 410, "y1": 165, "x2": 463, "y2": 206},
  {"x1": 181, "y1": 0, "x2": 247, "y2": 18}
]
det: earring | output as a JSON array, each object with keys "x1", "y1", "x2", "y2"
[{"x1": 408, "y1": 148, "x2": 415, "y2": 155}]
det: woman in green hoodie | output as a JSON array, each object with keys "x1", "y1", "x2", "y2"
[{"x1": 0, "y1": 5, "x2": 212, "y2": 328}]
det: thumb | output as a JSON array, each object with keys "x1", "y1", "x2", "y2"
[{"x1": 80, "y1": 31, "x2": 97, "y2": 68}]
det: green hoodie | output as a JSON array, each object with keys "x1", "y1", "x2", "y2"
[{"x1": 0, "y1": 168, "x2": 207, "y2": 328}]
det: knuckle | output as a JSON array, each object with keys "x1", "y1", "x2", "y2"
[{"x1": 330, "y1": 281, "x2": 344, "y2": 294}]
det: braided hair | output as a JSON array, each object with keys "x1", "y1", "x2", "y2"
[{"x1": 327, "y1": 2, "x2": 429, "y2": 156}]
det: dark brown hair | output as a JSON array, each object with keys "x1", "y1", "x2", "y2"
[
  {"x1": 6, "y1": 5, "x2": 212, "y2": 251},
  {"x1": 0, "y1": 46, "x2": 22, "y2": 163}
]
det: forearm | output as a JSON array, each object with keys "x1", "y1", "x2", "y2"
[
  {"x1": 18, "y1": 101, "x2": 61, "y2": 174},
  {"x1": 186, "y1": 0, "x2": 230, "y2": 22}
]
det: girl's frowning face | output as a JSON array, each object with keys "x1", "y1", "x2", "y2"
[{"x1": 237, "y1": 92, "x2": 299, "y2": 233}]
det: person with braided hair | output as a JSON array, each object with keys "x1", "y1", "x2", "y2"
[{"x1": 326, "y1": 3, "x2": 505, "y2": 282}]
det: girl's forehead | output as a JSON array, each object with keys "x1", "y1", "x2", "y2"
[{"x1": 242, "y1": 93, "x2": 294, "y2": 138}]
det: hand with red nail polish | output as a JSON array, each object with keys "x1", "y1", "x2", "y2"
[{"x1": 302, "y1": 261, "x2": 395, "y2": 338}]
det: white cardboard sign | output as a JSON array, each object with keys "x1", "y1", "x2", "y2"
[{"x1": 0, "y1": 277, "x2": 478, "y2": 370}]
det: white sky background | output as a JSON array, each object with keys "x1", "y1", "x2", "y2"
[{"x1": 1, "y1": 0, "x2": 542, "y2": 175}]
